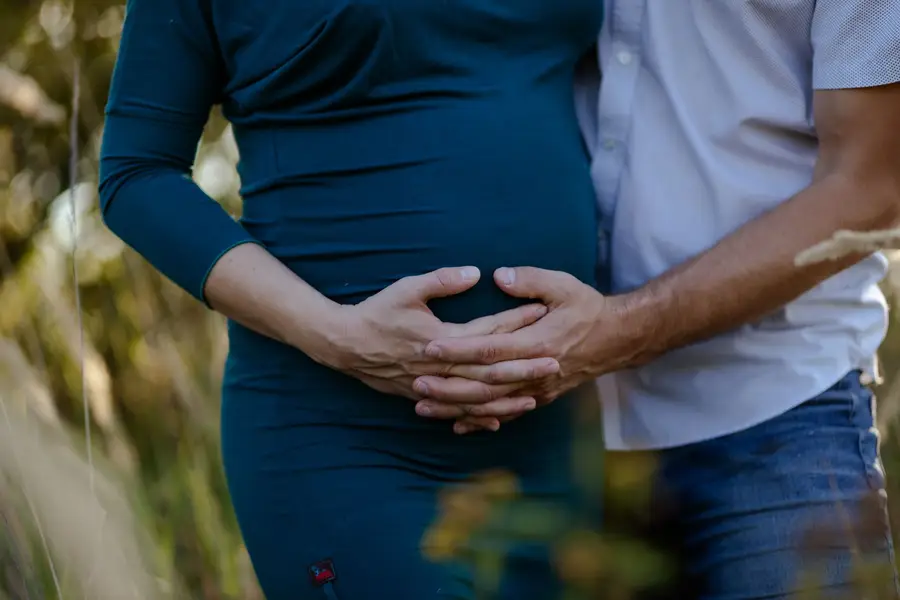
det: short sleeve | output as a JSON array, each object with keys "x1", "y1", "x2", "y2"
[
  {"x1": 811, "y1": 0, "x2": 900, "y2": 90},
  {"x1": 99, "y1": 0, "x2": 261, "y2": 305}
]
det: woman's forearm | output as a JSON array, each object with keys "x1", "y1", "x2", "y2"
[
  {"x1": 98, "y1": 1, "x2": 347, "y2": 371},
  {"x1": 99, "y1": 126, "x2": 344, "y2": 363},
  {"x1": 204, "y1": 242, "x2": 343, "y2": 364}
]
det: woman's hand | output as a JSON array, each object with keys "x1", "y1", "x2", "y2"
[{"x1": 304, "y1": 266, "x2": 561, "y2": 420}]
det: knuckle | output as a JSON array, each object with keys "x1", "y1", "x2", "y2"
[
  {"x1": 483, "y1": 385, "x2": 501, "y2": 402},
  {"x1": 435, "y1": 269, "x2": 454, "y2": 290},
  {"x1": 478, "y1": 345, "x2": 498, "y2": 364},
  {"x1": 438, "y1": 363, "x2": 456, "y2": 376},
  {"x1": 482, "y1": 316, "x2": 503, "y2": 335},
  {"x1": 532, "y1": 340, "x2": 551, "y2": 356},
  {"x1": 560, "y1": 272, "x2": 577, "y2": 285},
  {"x1": 486, "y1": 367, "x2": 505, "y2": 385}
]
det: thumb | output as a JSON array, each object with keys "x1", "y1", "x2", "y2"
[
  {"x1": 494, "y1": 267, "x2": 577, "y2": 303},
  {"x1": 392, "y1": 266, "x2": 481, "y2": 302}
]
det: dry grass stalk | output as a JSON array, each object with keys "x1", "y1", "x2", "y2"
[
  {"x1": 795, "y1": 229, "x2": 900, "y2": 266},
  {"x1": 0, "y1": 400, "x2": 163, "y2": 600}
]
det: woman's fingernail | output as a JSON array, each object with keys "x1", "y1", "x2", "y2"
[
  {"x1": 489, "y1": 420, "x2": 500, "y2": 431},
  {"x1": 414, "y1": 380, "x2": 429, "y2": 396},
  {"x1": 424, "y1": 344, "x2": 442, "y2": 359},
  {"x1": 496, "y1": 267, "x2": 515, "y2": 286},
  {"x1": 543, "y1": 359, "x2": 560, "y2": 372},
  {"x1": 460, "y1": 266, "x2": 480, "y2": 281},
  {"x1": 417, "y1": 403, "x2": 431, "y2": 416},
  {"x1": 523, "y1": 399, "x2": 537, "y2": 411}
]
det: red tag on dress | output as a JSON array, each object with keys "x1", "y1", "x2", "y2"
[{"x1": 309, "y1": 559, "x2": 337, "y2": 587}]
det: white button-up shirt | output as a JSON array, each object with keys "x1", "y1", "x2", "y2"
[{"x1": 576, "y1": 0, "x2": 900, "y2": 450}]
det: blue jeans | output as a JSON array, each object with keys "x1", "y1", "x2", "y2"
[{"x1": 607, "y1": 371, "x2": 899, "y2": 599}]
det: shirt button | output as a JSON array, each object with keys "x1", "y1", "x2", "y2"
[{"x1": 616, "y1": 50, "x2": 633, "y2": 65}]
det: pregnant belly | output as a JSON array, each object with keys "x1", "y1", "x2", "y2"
[
  {"x1": 242, "y1": 155, "x2": 598, "y2": 324},
  {"x1": 235, "y1": 94, "x2": 599, "y2": 321}
]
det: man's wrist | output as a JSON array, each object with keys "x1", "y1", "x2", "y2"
[{"x1": 600, "y1": 284, "x2": 672, "y2": 373}]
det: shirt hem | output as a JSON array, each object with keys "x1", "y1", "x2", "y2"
[{"x1": 601, "y1": 358, "x2": 876, "y2": 451}]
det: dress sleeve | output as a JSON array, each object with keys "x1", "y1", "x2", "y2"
[
  {"x1": 99, "y1": 0, "x2": 260, "y2": 305},
  {"x1": 811, "y1": 0, "x2": 900, "y2": 90}
]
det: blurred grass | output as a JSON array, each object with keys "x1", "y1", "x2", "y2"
[{"x1": 2, "y1": 2, "x2": 900, "y2": 599}]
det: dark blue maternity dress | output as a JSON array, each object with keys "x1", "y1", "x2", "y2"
[{"x1": 99, "y1": 0, "x2": 604, "y2": 597}]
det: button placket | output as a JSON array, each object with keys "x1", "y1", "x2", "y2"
[{"x1": 592, "y1": 0, "x2": 645, "y2": 218}]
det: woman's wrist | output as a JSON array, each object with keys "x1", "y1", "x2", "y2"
[
  {"x1": 204, "y1": 242, "x2": 354, "y2": 365},
  {"x1": 283, "y1": 293, "x2": 355, "y2": 369}
]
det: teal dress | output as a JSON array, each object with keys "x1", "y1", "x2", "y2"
[{"x1": 100, "y1": 0, "x2": 604, "y2": 597}]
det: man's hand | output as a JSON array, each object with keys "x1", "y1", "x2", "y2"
[{"x1": 411, "y1": 267, "x2": 649, "y2": 429}]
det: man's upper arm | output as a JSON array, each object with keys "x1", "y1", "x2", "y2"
[
  {"x1": 813, "y1": 84, "x2": 900, "y2": 186},
  {"x1": 812, "y1": 0, "x2": 900, "y2": 185},
  {"x1": 812, "y1": 0, "x2": 900, "y2": 90}
]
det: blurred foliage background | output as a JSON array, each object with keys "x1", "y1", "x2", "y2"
[{"x1": 2, "y1": 2, "x2": 900, "y2": 599}]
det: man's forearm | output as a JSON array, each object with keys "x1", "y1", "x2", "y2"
[
  {"x1": 615, "y1": 85, "x2": 900, "y2": 369},
  {"x1": 618, "y1": 171, "x2": 900, "y2": 368}
]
